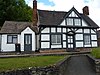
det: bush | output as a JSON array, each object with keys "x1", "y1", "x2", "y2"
[{"x1": 91, "y1": 47, "x2": 100, "y2": 59}]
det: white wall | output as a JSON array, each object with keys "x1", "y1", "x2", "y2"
[
  {"x1": 1, "y1": 27, "x2": 36, "y2": 52},
  {"x1": 41, "y1": 42, "x2": 50, "y2": 48},
  {"x1": 1, "y1": 34, "x2": 20, "y2": 52},
  {"x1": 82, "y1": 20, "x2": 88, "y2": 26},
  {"x1": 21, "y1": 27, "x2": 35, "y2": 51},
  {"x1": 60, "y1": 20, "x2": 66, "y2": 25},
  {"x1": 75, "y1": 34, "x2": 83, "y2": 40},
  {"x1": 41, "y1": 28, "x2": 50, "y2": 33}
]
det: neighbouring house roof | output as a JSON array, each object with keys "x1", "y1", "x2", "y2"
[
  {"x1": 0, "y1": 21, "x2": 38, "y2": 34},
  {"x1": 38, "y1": 7, "x2": 99, "y2": 28},
  {"x1": 97, "y1": 30, "x2": 100, "y2": 38}
]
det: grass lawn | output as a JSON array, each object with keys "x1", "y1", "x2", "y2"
[
  {"x1": 91, "y1": 47, "x2": 100, "y2": 59},
  {"x1": 0, "y1": 55, "x2": 66, "y2": 72}
]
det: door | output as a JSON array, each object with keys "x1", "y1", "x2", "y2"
[
  {"x1": 24, "y1": 34, "x2": 32, "y2": 51},
  {"x1": 67, "y1": 35, "x2": 75, "y2": 50}
]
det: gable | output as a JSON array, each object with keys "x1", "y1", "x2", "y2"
[
  {"x1": 69, "y1": 11, "x2": 78, "y2": 17},
  {"x1": 21, "y1": 27, "x2": 34, "y2": 33}
]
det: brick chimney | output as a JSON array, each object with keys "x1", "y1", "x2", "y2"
[
  {"x1": 33, "y1": 0, "x2": 38, "y2": 26},
  {"x1": 82, "y1": 6, "x2": 89, "y2": 15}
]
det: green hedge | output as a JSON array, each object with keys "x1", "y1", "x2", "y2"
[{"x1": 91, "y1": 47, "x2": 100, "y2": 59}]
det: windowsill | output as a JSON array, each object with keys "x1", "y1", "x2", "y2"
[
  {"x1": 7, "y1": 43, "x2": 17, "y2": 44},
  {"x1": 51, "y1": 43, "x2": 61, "y2": 45}
]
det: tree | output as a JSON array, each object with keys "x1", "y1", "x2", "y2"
[{"x1": 0, "y1": 0, "x2": 32, "y2": 26}]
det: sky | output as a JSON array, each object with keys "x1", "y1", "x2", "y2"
[{"x1": 25, "y1": 0, "x2": 100, "y2": 28}]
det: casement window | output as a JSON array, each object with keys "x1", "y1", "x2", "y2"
[
  {"x1": 84, "y1": 35, "x2": 90, "y2": 45},
  {"x1": 7, "y1": 35, "x2": 17, "y2": 44},
  {"x1": 66, "y1": 18, "x2": 81, "y2": 26},
  {"x1": 74, "y1": 19, "x2": 81, "y2": 26},
  {"x1": 67, "y1": 18, "x2": 73, "y2": 25},
  {"x1": 51, "y1": 35, "x2": 61, "y2": 45}
]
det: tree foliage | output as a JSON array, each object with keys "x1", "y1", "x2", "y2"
[{"x1": 0, "y1": 0, "x2": 32, "y2": 26}]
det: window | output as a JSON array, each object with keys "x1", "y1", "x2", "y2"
[
  {"x1": 66, "y1": 18, "x2": 81, "y2": 26},
  {"x1": 7, "y1": 35, "x2": 17, "y2": 44},
  {"x1": 74, "y1": 19, "x2": 81, "y2": 26},
  {"x1": 84, "y1": 35, "x2": 90, "y2": 45},
  {"x1": 51, "y1": 35, "x2": 61, "y2": 44},
  {"x1": 67, "y1": 18, "x2": 73, "y2": 25}
]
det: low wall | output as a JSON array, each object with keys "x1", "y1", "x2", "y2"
[{"x1": 87, "y1": 55, "x2": 100, "y2": 74}]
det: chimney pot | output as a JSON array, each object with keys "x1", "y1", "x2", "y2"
[{"x1": 83, "y1": 6, "x2": 89, "y2": 15}]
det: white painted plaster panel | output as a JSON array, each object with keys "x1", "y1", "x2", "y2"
[
  {"x1": 41, "y1": 28, "x2": 50, "y2": 33},
  {"x1": 84, "y1": 45, "x2": 91, "y2": 47},
  {"x1": 57, "y1": 28, "x2": 61, "y2": 32},
  {"x1": 63, "y1": 28, "x2": 66, "y2": 32},
  {"x1": 41, "y1": 42, "x2": 50, "y2": 48},
  {"x1": 84, "y1": 29, "x2": 90, "y2": 33},
  {"x1": 91, "y1": 29, "x2": 96, "y2": 33},
  {"x1": 1, "y1": 35, "x2": 15, "y2": 52},
  {"x1": 68, "y1": 29, "x2": 71, "y2": 32},
  {"x1": 21, "y1": 27, "x2": 35, "y2": 51},
  {"x1": 69, "y1": 11, "x2": 78, "y2": 17},
  {"x1": 82, "y1": 20, "x2": 88, "y2": 26},
  {"x1": 41, "y1": 35, "x2": 50, "y2": 41},
  {"x1": 63, "y1": 34, "x2": 66, "y2": 40},
  {"x1": 63, "y1": 42, "x2": 66, "y2": 48},
  {"x1": 60, "y1": 20, "x2": 65, "y2": 25},
  {"x1": 76, "y1": 42, "x2": 83, "y2": 47},
  {"x1": 51, "y1": 45, "x2": 62, "y2": 48},
  {"x1": 76, "y1": 34, "x2": 83, "y2": 40},
  {"x1": 76, "y1": 29, "x2": 82, "y2": 33},
  {"x1": 91, "y1": 35, "x2": 97, "y2": 40},
  {"x1": 51, "y1": 28, "x2": 56, "y2": 32},
  {"x1": 92, "y1": 41, "x2": 97, "y2": 47}
]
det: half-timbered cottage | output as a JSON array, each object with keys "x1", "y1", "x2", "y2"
[{"x1": 0, "y1": 0, "x2": 99, "y2": 52}]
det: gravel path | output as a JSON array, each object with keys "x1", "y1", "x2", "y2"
[{"x1": 65, "y1": 55, "x2": 96, "y2": 75}]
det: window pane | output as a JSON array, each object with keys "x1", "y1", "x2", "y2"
[
  {"x1": 8, "y1": 36, "x2": 12, "y2": 43},
  {"x1": 84, "y1": 35, "x2": 90, "y2": 45},
  {"x1": 57, "y1": 35, "x2": 61, "y2": 43},
  {"x1": 51, "y1": 35, "x2": 56, "y2": 44},
  {"x1": 67, "y1": 18, "x2": 73, "y2": 25},
  {"x1": 13, "y1": 38, "x2": 17, "y2": 43},
  {"x1": 51, "y1": 35, "x2": 61, "y2": 44},
  {"x1": 74, "y1": 19, "x2": 81, "y2": 26}
]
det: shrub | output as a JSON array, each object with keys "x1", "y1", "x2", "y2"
[{"x1": 91, "y1": 47, "x2": 100, "y2": 59}]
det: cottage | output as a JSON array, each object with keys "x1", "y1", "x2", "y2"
[{"x1": 0, "y1": 0, "x2": 99, "y2": 52}]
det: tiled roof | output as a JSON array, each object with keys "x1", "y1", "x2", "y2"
[
  {"x1": 0, "y1": 21, "x2": 38, "y2": 34},
  {"x1": 38, "y1": 10, "x2": 67, "y2": 25},
  {"x1": 38, "y1": 9, "x2": 99, "y2": 28}
]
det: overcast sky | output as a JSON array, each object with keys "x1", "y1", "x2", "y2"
[{"x1": 25, "y1": 0, "x2": 100, "y2": 28}]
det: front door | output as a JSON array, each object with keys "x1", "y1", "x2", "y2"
[
  {"x1": 24, "y1": 34, "x2": 32, "y2": 51},
  {"x1": 67, "y1": 35, "x2": 75, "y2": 51}
]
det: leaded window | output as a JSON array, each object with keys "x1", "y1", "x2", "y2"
[
  {"x1": 51, "y1": 35, "x2": 61, "y2": 44},
  {"x1": 74, "y1": 19, "x2": 81, "y2": 26},
  {"x1": 84, "y1": 35, "x2": 90, "y2": 45},
  {"x1": 67, "y1": 18, "x2": 73, "y2": 25}
]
